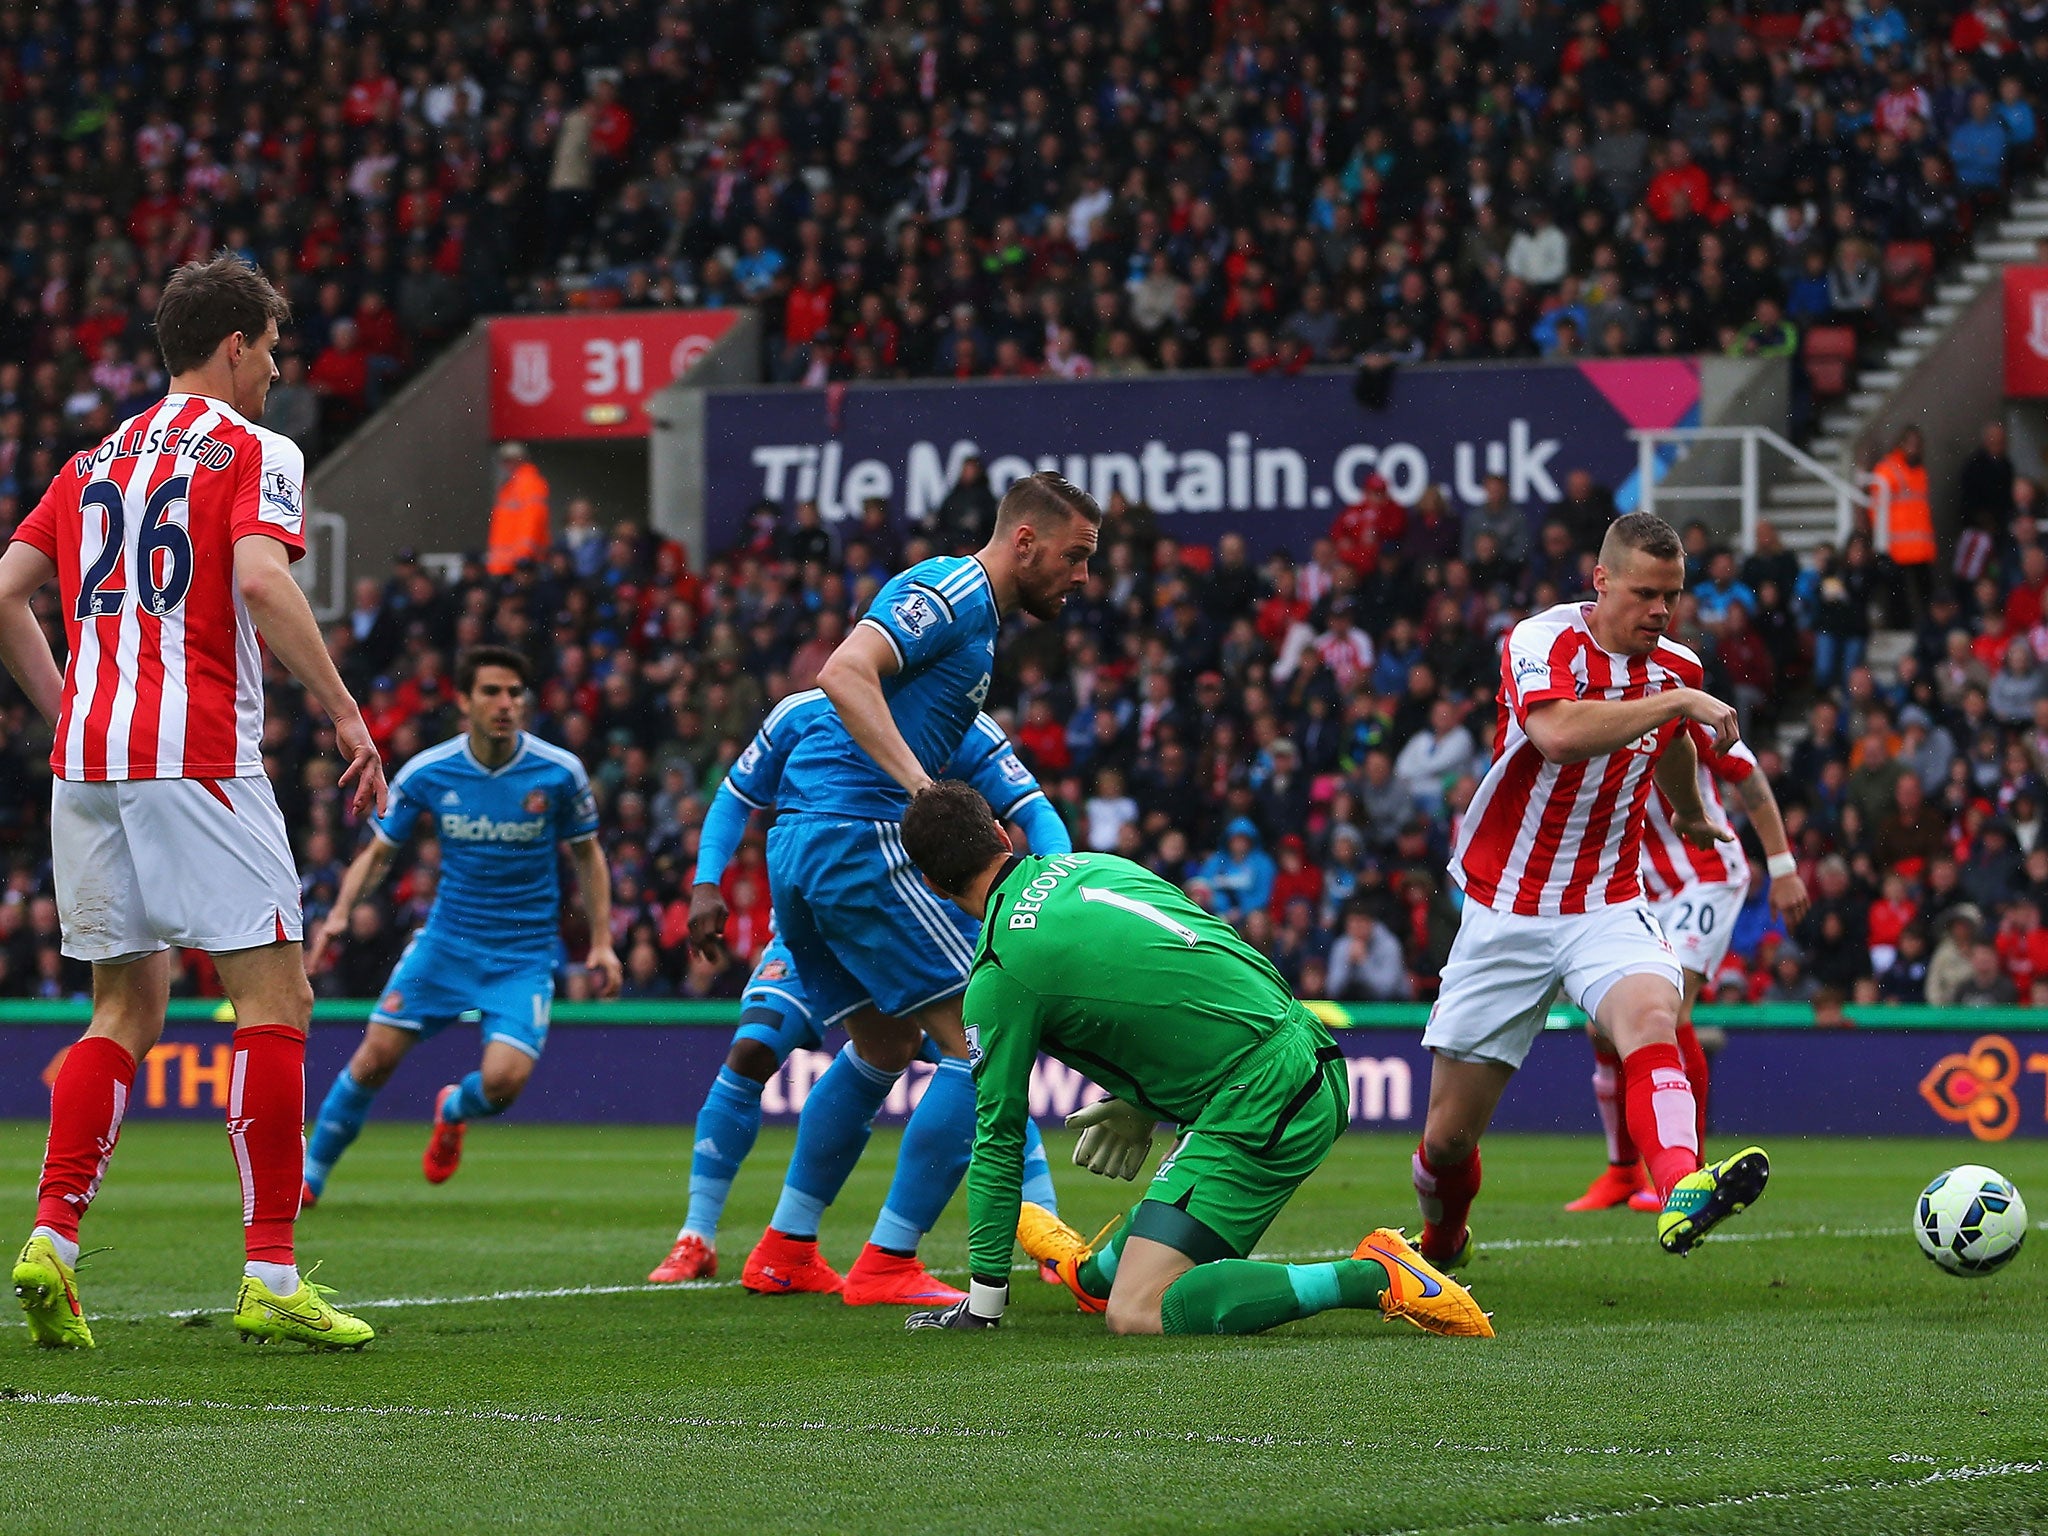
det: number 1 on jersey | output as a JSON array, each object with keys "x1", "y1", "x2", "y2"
[{"x1": 1080, "y1": 884, "x2": 1200, "y2": 947}]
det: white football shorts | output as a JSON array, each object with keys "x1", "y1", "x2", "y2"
[
  {"x1": 1647, "y1": 881, "x2": 1746, "y2": 981},
  {"x1": 51, "y1": 776, "x2": 303, "y2": 963},
  {"x1": 1423, "y1": 899, "x2": 1683, "y2": 1070}
]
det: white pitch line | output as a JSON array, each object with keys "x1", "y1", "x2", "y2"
[
  {"x1": 112, "y1": 1220, "x2": 1963, "y2": 1323},
  {"x1": 1376, "y1": 1460, "x2": 2048, "y2": 1536}
]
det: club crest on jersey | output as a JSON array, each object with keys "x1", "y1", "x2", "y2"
[
  {"x1": 524, "y1": 790, "x2": 549, "y2": 815},
  {"x1": 892, "y1": 590, "x2": 941, "y2": 637}
]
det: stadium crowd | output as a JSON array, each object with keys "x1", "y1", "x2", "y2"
[
  {"x1": 0, "y1": 424, "x2": 2045, "y2": 1019},
  {"x1": 4, "y1": 0, "x2": 2048, "y2": 502}
]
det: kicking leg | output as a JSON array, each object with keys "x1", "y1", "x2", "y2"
[
  {"x1": 304, "y1": 1023, "x2": 415, "y2": 1201},
  {"x1": 1567, "y1": 1024, "x2": 1649, "y2": 1211},
  {"x1": 742, "y1": 1006, "x2": 908, "y2": 1295},
  {"x1": 1414, "y1": 1053, "x2": 1512, "y2": 1264},
  {"x1": 844, "y1": 997, "x2": 971, "y2": 1307},
  {"x1": 1109, "y1": 1219, "x2": 1488, "y2": 1339},
  {"x1": 16, "y1": 952, "x2": 169, "y2": 1348},
  {"x1": 425, "y1": 1040, "x2": 535, "y2": 1184}
]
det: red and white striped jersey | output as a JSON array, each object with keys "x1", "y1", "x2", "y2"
[
  {"x1": 12, "y1": 393, "x2": 306, "y2": 781},
  {"x1": 1640, "y1": 727, "x2": 1757, "y2": 898},
  {"x1": 1452, "y1": 602, "x2": 1704, "y2": 917}
]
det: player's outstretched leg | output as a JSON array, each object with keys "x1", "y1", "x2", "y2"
[
  {"x1": 652, "y1": 1063, "x2": 765, "y2": 1282},
  {"x1": 743, "y1": 1042, "x2": 903, "y2": 1295},
  {"x1": 1569, "y1": 1033, "x2": 1651, "y2": 1212},
  {"x1": 303, "y1": 1024, "x2": 414, "y2": 1205},
  {"x1": 657, "y1": 972, "x2": 823, "y2": 1283},
  {"x1": 1659, "y1": 1146, "x2": 1771, "y2": 1255},
  {"x1": 425, "y1": 1047, "x2": 533, "y2": 1185},
  {"x1": 1096, "y1": 1217, "x2": 1493, "y2": 1339},
  {"x1": 844, "y1": 1055, "x2": 974, "y2": 1307},
  {"x1": 15, "y1": 1034, "x2": 136, "y2": 1348}
]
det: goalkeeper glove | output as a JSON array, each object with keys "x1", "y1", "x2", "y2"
[
  {"x1": 906, "y1": 1278, "x2": 1008, "y2": 1332},
  {"x1": 1066, "y1": 1096, "x2": 1157, "y2": 1181}
]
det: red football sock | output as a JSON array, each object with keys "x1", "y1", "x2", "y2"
[
  {"x1": 1675, "y1": 1020, "x2": 1710, "y2": 1149},
  {"x1": 1622, "y1": 1041, "x2": 1702, "y2": 1197},
  {"x1": 228, "y1": 1025, "x2": 305, "y2": 1264},
  {"x1": 1591, "y1": 1038, "x2": 1636, "y2": 1166},
  {"x1": 35, "y1": 1036, "x2": 138, "y2": 1242},
  {"x1": 1412, "y1": 1141, "x2": 1481, "y2": 1263}
]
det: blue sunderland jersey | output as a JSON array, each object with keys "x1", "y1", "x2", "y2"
[
  {"x1": 700, "y1": 696, "x2": 1065, "y2": 885},
  {"x1": 374, "y1": 731, "x2": 599, "y2": 957},
  {"x1": 776, "y1": 555, "x2": 999, "y2": 819}
]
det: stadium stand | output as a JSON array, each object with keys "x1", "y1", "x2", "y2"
[{"x1": 1, "y1": 1, "x2": 2046, "y2": 1018}]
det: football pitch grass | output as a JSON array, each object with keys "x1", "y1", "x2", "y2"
[{"x1": 0, "y1": 1122, "x2": 2043, "y2": 1535}]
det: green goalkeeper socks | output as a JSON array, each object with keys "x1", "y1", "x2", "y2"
[
  {"x1": 1075, "y1": 1220, "x2": 1128, "y2": 1301},
  {"x1": 1158, "y1": 1258, "x2": 1392, "y2": 1336}
]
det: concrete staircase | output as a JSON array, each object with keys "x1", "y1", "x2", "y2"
[{"x1": 1761, "y1": 184, "x2": 2048, "y2": 552}]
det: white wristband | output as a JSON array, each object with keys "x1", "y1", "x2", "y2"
[
  {"x1": 968, "y1": 1278, "x2": 1010, "y2": 1320},
  {"x1": 1767, "y1": 853, "x2": 1797, "y2": 879}
]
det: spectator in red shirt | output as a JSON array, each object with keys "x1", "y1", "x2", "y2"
[
  {"x1": 783, "y1": 256, "x2": 835, "y2": 350},
  {"x1": 1329, "y1": 474, "x2": 1406, "y2": 575},
  {"x1": 1866, "y1": 870, "x2": 1918, "y2": 971},
  {"x1": 1646, "y1": 139, "x2": 1713, "y2": 224},
  {"x1": 1014, "y1": 696, "x2": 1072, "y2": 775},
  {"x1": 588, "y1": 76, "x2": 634, "y2": 165},
  {"x1": 1268, "y1": 834, "x2": 1323, "y2": 920},
  {"x1": 1995, "y1": 896, "x2": 2048, "y2": 993},
  {"x1": 343, "y1": 44, "x2": 400, "y2": 128},
  {"x1": 310, "y1": 318, "x2": 371, "y2": 430},
  {"x1": 2003, "y1": 546, "x2": 2048, "y2": 634},
  {"x1": 1256, "y1": 562, "x2": 1311, "y2": 651}
]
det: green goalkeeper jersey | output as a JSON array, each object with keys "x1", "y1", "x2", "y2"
[{"x1": 962, "y1": 851, "x2": 1327, "y2": 1279}]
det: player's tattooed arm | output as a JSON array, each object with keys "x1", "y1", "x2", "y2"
[
  {"x1": 1523, "y1": 687, "x2": 1732, "y2": 764},
  {"x1": 0, "y1": 542, "x2": 62, "y2": 725},
  {"x1": 1735, "y1": 771, "x2": 1809, "y2": 923},
  {"x1": 1654, "y1": 727, "x2": 1734, "y2": 849},
  {"x1": 569, "y1": 836, "x2": 624, "y2": 999},
  {"x1": 818, "y1": 623, "x2": 935, "y2": 796},
  {"x1": 310, "y1": 837, "x2": 398, "y2": 972}
]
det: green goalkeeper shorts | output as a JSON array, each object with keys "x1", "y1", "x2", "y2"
[{"x1": 1131, "y1": 1016, "x2": 1349, "y2": 1262}]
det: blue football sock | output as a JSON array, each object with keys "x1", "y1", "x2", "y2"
[
  {"x1": 870, "y1": 1055, "x2": 976, "y2": 1253},
  {"x1": 770, "y1": 1044, "x2": 901, "y2": 1239},
  {"x1": 440, "y1": 1070, "x2": 506, "y2": 1125},
  {"x1": 304, "y1": 1067, "x2": 377, "y2": 1194},
  {"x1": 683, "y1": 1068, "x2": 765, "y2": 1242},
  {"x1": 1021, "y1": 1117, "x2": 1058, "y2": 1215}
]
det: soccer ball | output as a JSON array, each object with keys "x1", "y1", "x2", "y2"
[{"x1": 1914, "y1": 1165, "x2": 2028, "y2": 1277}]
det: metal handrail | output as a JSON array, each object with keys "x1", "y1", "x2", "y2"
[{"x1": 1631, "y1": 426, "x2": 1887, "y2": 552}]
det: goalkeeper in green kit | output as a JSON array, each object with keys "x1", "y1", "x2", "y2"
[{"x1": 895, "y1": 780, "x2": 1493, "y2": 1339}]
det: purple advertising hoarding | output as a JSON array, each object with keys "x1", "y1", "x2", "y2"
[
  {"x1": 700, "y1": 360, "x2": 1703, "y2": 556},
  {"x1": 3, "y1": 1021, "x2": 2044, "y2": 1145}
]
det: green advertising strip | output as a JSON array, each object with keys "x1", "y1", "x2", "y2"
[{"x1": 0, "y1": 1000, "x2": 2038, "y2": 1031}]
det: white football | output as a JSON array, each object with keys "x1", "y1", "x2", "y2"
[{"x1": 1915, "y1": 1165, "x2": 2028, "y2": 1277}]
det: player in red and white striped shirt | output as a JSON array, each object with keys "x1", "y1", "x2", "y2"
[
  {"x1": 1413, "y1": 513, "x2": 1772, "y2": 1264},
  {"x1": 1570, "y1": 732, "x2": 1809, "y2": 1211},
  {"x1": 0, "y1": 256, "x2": 387, "y2": 1350}
]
